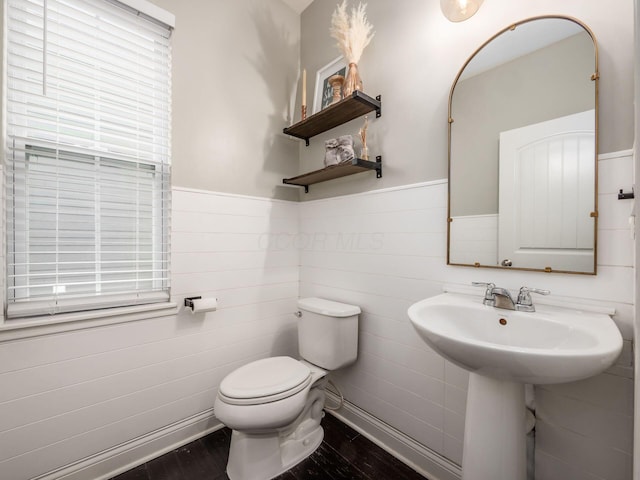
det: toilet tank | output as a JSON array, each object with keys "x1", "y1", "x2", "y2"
[{"x1": 297, "y1": 297, "x2": 360, "y2": 370}]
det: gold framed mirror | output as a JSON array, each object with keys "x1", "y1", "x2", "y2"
[{"x1": 447, "y1": 16, "x2": 598, "y2": 274}]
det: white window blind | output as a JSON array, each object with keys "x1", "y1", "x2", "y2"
[{"x1": 5, "y1": 0, "x2": 172, "y2": 318}]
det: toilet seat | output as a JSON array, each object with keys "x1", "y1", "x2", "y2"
[{"x1": 218, "y1": 356, "x2": 311, "y2": 406}]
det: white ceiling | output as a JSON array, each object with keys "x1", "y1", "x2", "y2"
[{"x1": 281, "y1": 0, "x2": 313, "y2": 14}]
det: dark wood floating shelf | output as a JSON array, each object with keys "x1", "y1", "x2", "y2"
[
  {"x1": 283, "y1": 156, "x2": 382, "y2": 193},
  {"x1": 283, "y1": 91, "x2": 381, "y2": 146}
]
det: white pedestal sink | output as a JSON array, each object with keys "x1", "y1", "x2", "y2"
[{"x1": 408, "y1": 292, "x2": 622, "y2": 480}]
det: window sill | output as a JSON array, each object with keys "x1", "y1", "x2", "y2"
[{"x1": 0, "y1": 302, "x2": 178, "y2": 342}]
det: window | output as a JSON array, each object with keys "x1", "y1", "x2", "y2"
[{"x1": 5, "y1": 0, "x2": 173, "y2": 319}]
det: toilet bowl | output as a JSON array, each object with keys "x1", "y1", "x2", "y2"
[
  {"x1": 214, "y1": 297, "x2": 360, "y2": 480},
  {"x1": 215, "y1": 356, "x2": 323, "y2": 432},
  {"x1": 215, "y1": 357, "x2": 328, "y2": 480}
]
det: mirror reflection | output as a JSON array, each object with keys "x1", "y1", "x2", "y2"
[{"x1": 448, "y1": 16, "x2": 598, "y2": 274}]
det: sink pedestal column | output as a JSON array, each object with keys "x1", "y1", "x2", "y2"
[{"x1": 462, "y1": 373, "x2": 526, "y2": 480}]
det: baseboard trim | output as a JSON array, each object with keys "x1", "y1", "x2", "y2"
[
  {"x1": 34, "y1": 397, "x2": 462, "y2": 480},
  {"x1": 34, "y1": 409, "x2": 223, "y2": 480},
  {"x1": 325, "y1": 391, "x2": 462, "y2": 480}
]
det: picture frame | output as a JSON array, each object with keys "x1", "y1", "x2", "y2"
[{"x1": 313, "y1": 56, "x2": 348, "y2": 114}]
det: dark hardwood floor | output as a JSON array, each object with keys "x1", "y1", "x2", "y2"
[{"x1": 110, "y1": 413, "x2": 427, "y2": 480}]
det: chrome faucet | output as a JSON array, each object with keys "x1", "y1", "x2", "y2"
[
  {"x1": 515, "y1": 286, "x2": 550, "y2": 312},
  {"x1": 472, "y1": 282, "x2": 550, "y2": 312},
  {"x1": 471, "y1": 282, "x2": 496, "y2": 305}
]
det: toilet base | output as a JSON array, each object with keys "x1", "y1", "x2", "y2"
[
  {"x1": 226, "y1": 386, "x2": 326, "y2": 480},
  {"x1": 227, "y1": 421, "x2": 323, "y2": 480}
]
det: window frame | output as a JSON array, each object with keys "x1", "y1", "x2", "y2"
[{"x1": 1, "y1": 0, "x2": 176, "y2": 334}]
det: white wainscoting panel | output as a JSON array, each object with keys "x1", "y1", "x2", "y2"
[
  {"x1": 299, "y1": 152, "x2": 634, "y2": 479},
  {"x1": 449, "y1": 214, "x2": 498, "y2": 266},
  {"x1": 0, "y1": 149, "x2": 634, "y2": 480},
  {"x1": 0, "y1": 188, "x2": 300, "y2": 480}
]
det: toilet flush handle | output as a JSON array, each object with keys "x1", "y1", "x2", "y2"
[{"x1": 294, "y1": 311, "x2": 302, "y2": 318}]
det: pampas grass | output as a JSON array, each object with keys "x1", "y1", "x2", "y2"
[{"x1": 330, "y1": 1, "x2": 374, "y2": 65}]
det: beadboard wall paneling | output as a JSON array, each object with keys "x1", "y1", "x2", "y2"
[
  {"x1": 0, "y1": 189, "x2": 299, "y2": 480},
  {"x1": 299, "y1": 152, "x2": 634, "y2": 478},
  {"x1": 0, "y1": 153, "x2": 634, "y2": 480},
  {"x1": 0, "y1": 165, "x2": 3, "y2": 326},
  {"x1": 532, "y1": 151, "x2": 635, "y2": 480},
  {"x1": 449, "y1": 214, "x2": 499, "y2": 266}
]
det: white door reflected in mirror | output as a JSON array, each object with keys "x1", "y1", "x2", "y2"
[{"x1": 497, "y1": 110, "x2": 595, "y2": 271}]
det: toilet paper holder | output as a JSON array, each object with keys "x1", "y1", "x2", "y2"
[{"x1": 184, "y1": 296, "x2": 202, "y2": 310}]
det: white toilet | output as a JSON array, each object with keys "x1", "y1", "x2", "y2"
[{"x1": 214, "y1": 297, "x2": 360, "y2": 480}]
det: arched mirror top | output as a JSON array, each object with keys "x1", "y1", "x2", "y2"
[
  {"x1": 450, "y1": 16, "x2": 598, "y2": 103},
  {"x1": 447, "y1": 16, "x2": 599, "y2": 274}
]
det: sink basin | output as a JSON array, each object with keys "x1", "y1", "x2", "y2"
[
  {"x1": 408, "y1": 292, "x2": 622, "y2": 384},
  {"x1": 408, "y1": 292, "x2": 623, "y2": 480}
]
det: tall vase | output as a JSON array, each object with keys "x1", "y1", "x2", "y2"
[{"x1": 343, "y1": 62, "x2": 363, "y2": 97}]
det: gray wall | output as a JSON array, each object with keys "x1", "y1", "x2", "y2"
[
  {"x1": 0, "y1": 0, "x2": 302, "y2": 201},
  {"x1": 1, "y1": 0, "x2": 632, "y2": 203},
  {"x1": 299, "y1": 0, "x2": 634, "y2": 200},
  {"x1": 151, "y1": 0, "x2": 301, "y2": 201}
]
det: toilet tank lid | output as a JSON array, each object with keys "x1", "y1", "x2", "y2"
[{"x1": 298, "y1": 297, "x2": 361, "y2": 317}]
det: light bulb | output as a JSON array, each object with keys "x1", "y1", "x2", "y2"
[{"x1": 440, "y1": 0, "x2": 484, "y2": 22}]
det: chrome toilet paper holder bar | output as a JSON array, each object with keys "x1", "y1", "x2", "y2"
[{"x1": 184, "y1": 296, "x2": 202, "y2": 310}]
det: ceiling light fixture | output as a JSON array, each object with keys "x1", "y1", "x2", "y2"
[{"x1": 440, "y1": 0, "x2": 484, "y2": 22}]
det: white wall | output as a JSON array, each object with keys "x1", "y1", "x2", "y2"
[
  {"x1": 299, "y1": 151, "x2": 634, "y2": 479},
  {"x1": 449, "y1": 214, "x2": 498, "y2": 266},
  {"x1": 0, "y1": 1, "x2": 635, "y2": 479},
  {"x1": 0, "y1": 189, "x2": 300, "y2": 479},
  {"x1": 0, "y1": 0, "x2": 304, "y2": 476},
  {"x1": 296, "y1": 2, "x2": 635, "y2": 474},
  {"x1": 635, "y1": 0, "x2": 640, "y2": 476},
  {"x1": 0, "y1": 158, "x2": 631, "y2": 479}
]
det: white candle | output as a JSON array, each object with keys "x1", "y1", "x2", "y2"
[{"x1": 302, "y1": 69, "x2": 307, "y2": 106}]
